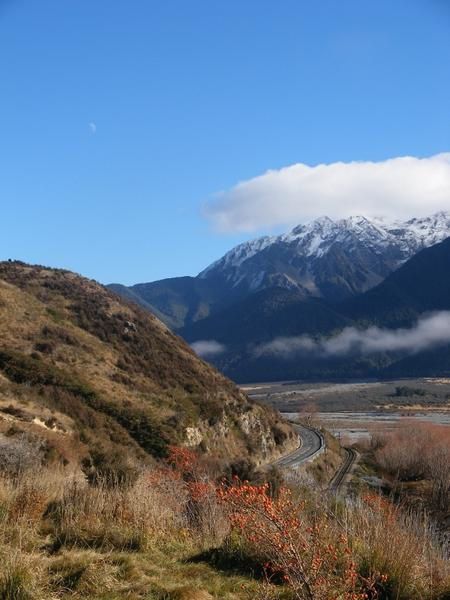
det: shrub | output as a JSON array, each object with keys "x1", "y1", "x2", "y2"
[
  {"x1": 374, "y1": 423, "x2": 450, "y2": 510},
  {"x1": 222, "y1": 460, "x2": 257, "y2": 484},
  {"x1": 272, "y1": 426, "x2": 288, "y2": 446},
  {"x1": 344, "y1": 494, "x2": 450, "y2": 600},
  {"x1": 0, "y1": 434, "x2": 45, "y2": 477},
  {"x1": 217, "y1": 479, "x2": 377, "y2": 599},
  {"x1": 262, "y1": 466, "x2": 284, "y2": 500},
  {"x1": 81, "y1": 447, "x2": 139, "y2": 488},
  {"x1": 40, "y1": 325, "x2": 78, "y2": 346},
  {"x1": 33, "y1": 342, "x2": 54, "y2": 355},
  {"x1": 0, "y1": 557, "x2": 35, "y2": 600},
  {"x1": 393, "y1": 386, "x2": 426, "y2": 398}
]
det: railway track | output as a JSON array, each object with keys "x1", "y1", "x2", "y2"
[{"x1": 329, "y1": 447, "x2": 357, "y2": 494}]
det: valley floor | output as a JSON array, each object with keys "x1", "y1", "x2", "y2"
[{"x1": 243, "y1": 377, "x2": 450, "y2": 438}]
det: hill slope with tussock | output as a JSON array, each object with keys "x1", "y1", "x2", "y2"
[{"x1": 0, "y1": 261, "x2": 296, "y2": 474}]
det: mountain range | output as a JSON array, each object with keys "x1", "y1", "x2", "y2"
[
  {"x1": 198, "y1": 212, "x2": 450, "y2": 299},
  {"x1": 183, "y1": 237, "x2": 450, "y2": 382},
  {"x1": 110, "y1": 211, "x2": 450, "y2": 328},
  {"x1": 109, "y1": 211, "x2": 450, "y2": 382}
]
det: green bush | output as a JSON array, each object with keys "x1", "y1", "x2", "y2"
[{"x1": 0, "y1": 565, "x2": 33, "y2": 600}]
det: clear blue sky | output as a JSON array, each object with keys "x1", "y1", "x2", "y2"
[{"x1": 1, "y1": 0, "x2": 449, "y2": 284}]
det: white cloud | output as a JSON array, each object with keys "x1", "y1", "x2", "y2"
[
  {"x1": 89, "y1": 122, "x2": 97, "y2": 134},
  {"x1": 255, "y1": 312, "x2": 450, "y2": 359},
  {"x1": 204, "y1": 153, "x2": 450, "y2": 233},
  {"x1": 191, "y1": 340, "x2": 226, "y2": 358}
]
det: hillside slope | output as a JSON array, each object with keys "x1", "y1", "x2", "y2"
[
  {"x1": 340, "y1": 237, "x2": 450, "y2": 327},
  {"x1": 0, "y1": 261, "x2": 296, "y2": 469},
  {"x1": 109, "y1": 276, "x2": 229, "y2": 330}
]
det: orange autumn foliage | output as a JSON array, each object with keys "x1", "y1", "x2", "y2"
[{"x1": 217, "y1": 478, "x2": 383, "y2": 600}]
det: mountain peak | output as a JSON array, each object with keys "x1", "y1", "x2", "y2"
[
  {"x1": 111, "y1": 210, "x2": 450, "y2": 331},
  {"x1": 198, "y1": 211, "x2": 450, "y2": 297},
  {"x1": 311, "y1": 215, "x2": 335, "y2": 227},
  {"x1": 343, "y1": 215, "x2": 373, "y2": 227},
  {"x1": 287, "y1": 215, "x2": 337, "y2": 239}
]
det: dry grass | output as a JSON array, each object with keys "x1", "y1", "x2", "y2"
[
  {"x1": 0, "y1": 458, "x2": 448, "y2": 599},
  {"x1": 0, "y1": 261, "x2": 296, "y2": 468},
  {"x1": 304, "y1": 429, "x2": 342, "y2": 487},
  {"x1": 340, "y1": 495, "x2": 450, "y2": 599},
  {"x1": 0, "y1": 466, "x2": 283, "y2": 599}
]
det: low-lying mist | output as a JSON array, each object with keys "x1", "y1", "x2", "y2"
[
  {"x1": 191, "y1": 339, "x2": 226, "y2": 358},
  {"x1": 255, "y1": 311, "x2": 450, "y2": 359}
]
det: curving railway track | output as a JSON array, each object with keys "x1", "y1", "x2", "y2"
[
  {"x1": 328, "y1": 447, "x2": 357, "y2": 495},
  {"x1": 273, "y1": 424, "x2": 357, "y2": 497}
]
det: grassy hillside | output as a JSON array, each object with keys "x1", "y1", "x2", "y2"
[
  {"x1": 0, "y1": 261, "x2": 296, "y2": 474},
  {"x1": 0, "y1": 446, "x2": 448, "y2": 599}
]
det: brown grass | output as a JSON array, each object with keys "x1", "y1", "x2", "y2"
[
  {"x1": 0, "y1": 457, "x2": 448, "y2": 600},
  {"x1": 0, "y1": 261, "x2": 296, "y2": 468},
  {"x1": 340, "y1": 495, "x2": 450, "y2": 599}
]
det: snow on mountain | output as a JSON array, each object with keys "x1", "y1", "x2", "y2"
[
  {"x1": 200, "y1": 235, "x2": 276, "y2": 275},
  {"x1": 198, "y1": 211, "x2": 450, "y2": 300},
  {"x1": 110, "y1": 211, "x2": 450, "y2": 332},
  {"x1": 382, "y1": 211, "x2": 450, "y2": 254}
]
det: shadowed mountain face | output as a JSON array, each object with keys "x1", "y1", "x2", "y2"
[
  {"x1": 339, "y1": 237, "x2": 450, "y2": 326},
  {"x1": 108, "y1": 277, "x2": 227, "y2": 330},
  {"x1": 182, "y1": 288, "x2": 351, "y2": 346},
  {"x1": 110, "y1": 212, "x2": 450, "y2": 330},
  {"x1": 183, "y1": 238, "x2": 450, "y2": 383},
  {"x1": 0, "y1": 262, "x2": 296, "y2": 466}
]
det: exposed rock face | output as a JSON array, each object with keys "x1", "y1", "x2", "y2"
[{"x1": 184, "y1": 426, "x2": 204, "y2": 447}]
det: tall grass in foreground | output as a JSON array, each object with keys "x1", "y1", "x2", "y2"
[
  {"x1": 0, "y1": 447, "x2": 448, "y2": 599},
  {"x1": 341, "y1": 494, "x2": 449, "y2": 599}
]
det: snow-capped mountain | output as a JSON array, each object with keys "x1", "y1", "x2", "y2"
[
  {"x1": 182, "y1": 236, "x2": 450, "y2": 383},
  {"x1": 109, "y1": 211, "x2": 450, "y2": 330},
  {"x1": 378, "y1": 211, "x2": 450, "y2": 254},
  {"x1": 198, "y1": 211, "x2": 450, "y2": 300}
]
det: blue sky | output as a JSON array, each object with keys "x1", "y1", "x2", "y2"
[{"x1": 0, "y1": 0, "x2": 449, "y2": 284}]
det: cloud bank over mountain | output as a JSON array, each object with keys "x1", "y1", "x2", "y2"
[
  {"x1": 256, "y1": 312, "x2": 450, "y2": 359},
  {"x1": 205, "y1": 153, "x2": 450, "y2": 233}
]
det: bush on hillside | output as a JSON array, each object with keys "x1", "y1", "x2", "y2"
[
  {"x1": 0, "y1": 433, "x2": 45, "y2": 477},
  {"x1": 81, "y1": 446, "x2": 139, "y2": 488}
]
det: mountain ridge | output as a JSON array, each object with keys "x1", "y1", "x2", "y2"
[
  {"x1": 183, "y1": 237, "x2": 450, "y2": 382},
  {"x1": 198, "y1": 211, "x2": 450, "y2": 297},
  {"x1": 110, "y1": 211, "x2": 450, "y2": 330}
]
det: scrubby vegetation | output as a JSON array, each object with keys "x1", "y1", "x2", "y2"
[
  {"x1": 392, "y1": 386, "x2": 426, "y2": 398},
  {"x1": 1, "y1": 262, "x2": 448, "y2": 598},
  {"x1": 0, "y1": 261, "x2": 296, "y2": 472},
  {"x1": 0, "y1": 446, "x2": 448, "y2": 599},
  {"x1": 246, "y1": 379, "x2": 450, "y2": 414},
  {"x1": 371, "y1": 422, "x2": 450, "y2": 512}
]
